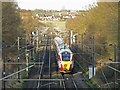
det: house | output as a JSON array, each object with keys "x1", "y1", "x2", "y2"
[
  {"x1": 39, "y1": 14, "x2": 45, "y2": 20},
  {"x1": 69, "y1": 12, "x2": 78, "y2": 18},
  {"x1": 62, "y1": 14, "x2": 70, "y2": 19},
  {"x1": 45, "y1": 15, "x2": 54, "y2": 20},
  {"x1": 54, "y1": 15, "x2": 60, "y2": 20},
  {"x1": 35, "y1": 11, "x2": 78, "y2": 21},
  {"x1": 70, "y1": 14, "x2": 78, "y2": 18},
  {"x1": 36, "y1": 14, "x2": 45, "y2": 20}
]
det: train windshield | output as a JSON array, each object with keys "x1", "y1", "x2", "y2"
[{"x1": 62, "y1": 51, "x2": 70, "y2": 61}]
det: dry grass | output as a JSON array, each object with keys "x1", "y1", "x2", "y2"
[{"x1": 40, "y1": 21, "x2": 66, "y2": 30}]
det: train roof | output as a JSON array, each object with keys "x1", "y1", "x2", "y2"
[
  {"x1": 54, "y1": 37, "x2": 64, "y2": 44},
  {"x1": 54, "y1": 37, "x2": 72, "y2": 53}
]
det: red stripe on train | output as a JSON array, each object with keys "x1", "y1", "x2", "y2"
[
  {"x1": 58, "y1": 55, "x2": 61, "y2": 61},
  {"x1": 60, "y1": 64, "x2": 63, "y2": 70},
  {"x1": 69, "y1": 64, "x2": 72, "y2": 70},
  {"x1": 71, "y1": 56, "x2": 73, "y2": 61}
]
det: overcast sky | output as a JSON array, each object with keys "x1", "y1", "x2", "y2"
[{"x1": 17, "y1": 0, "x2": 98, "y2": 10}]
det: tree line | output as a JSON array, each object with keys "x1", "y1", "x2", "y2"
[
  {"x1": 2, "y1": 2, "x2": 22, "y2": 45},
  {"x1": 66, "y1": 2, "x2": 118, "y2": 58},
  {"x1": 66, "y1": 2, "x2": 119, "y2": 87},
  {"x1": 2, "y1": 2, "x2": 45, "y2": 45}
]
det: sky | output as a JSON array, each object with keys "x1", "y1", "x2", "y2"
[{"x1": 17, "y1": 0, "x2": 98, "y2": 11}]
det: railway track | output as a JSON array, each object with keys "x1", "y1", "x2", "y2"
[
  {"x1": 60, "y1": 73, "x2": 78, "y2": 89},
  {"x1": 61, "y1": 73, "x2": 66, "y2": 89},
  {"x1": 70, "y1": 74, "x2": 78, "y2": 89},
  {"x1": 23, "y1": 35, "x2": 90, "y2": 89},
  {"x1": 32, "y1": 37, "x2": 48, "y2": 88},
  {"x1": 37, "y1": 36, "x2": 49, "y2": 88}
]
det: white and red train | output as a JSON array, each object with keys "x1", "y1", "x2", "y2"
[{"x1": 54, "y1": 37, "x2": 74, "y2": 73}]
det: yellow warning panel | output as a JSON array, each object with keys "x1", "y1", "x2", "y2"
[{"x1": 62, "y1": 61, "x2": 70, "y2": 71}]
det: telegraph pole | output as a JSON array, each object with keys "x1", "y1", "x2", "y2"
[
  {"x1": 114, "y1": 44, "x2": 117, "y2": 88},
  {"x1": 31, "y1": 32, "x2": 35, "y2": 57},
  {"x1": 75, "y1": 35, "x2": 77, "y2": 45},
  {"x1": 92, "y1": 36, "x2": 95, "y2": 76},
  {"x1": 31, "y1": 33, "x2": 32, "y2": 58},
  {"x1": 33, "y1": 34, "x2": 35, "y2": 57},
  {"x1": 69, "y1": 30, "x2": 70, "y2": 48},
  {"x1": 71, "y1": 30, "x2": 73, "y2": 50},
  {"x1": 81, "y1": 34, "x2": 83, "y2": 52},
  {"x1": 36, "y1": 28, "x2": 39, "y2": 52},
  {"x1": 2, "y1": 43, "x2": 6, "y2": 90},
  {"x1": 81, "y1": 34, "x2": 84, "y2": 60},
  {"x1": 18, "y1": 37, "x2": 20, "y2": 50},
  {"x1": 18, "y1": 37, "x2": 20, "y2": 79},
  {"x1": 75, "y1": 32, "x2": 78, "y2": 52},
  {"x1": 26, "y1": 51, "x2": 29, "y2": 78}
]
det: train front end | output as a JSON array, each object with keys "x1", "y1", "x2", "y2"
[{"x1": 58, "y1": 50, "x2": 74, "y2": 73}]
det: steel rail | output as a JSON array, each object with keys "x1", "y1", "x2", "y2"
[
  {"x1": 49, "y1": 36, "x2": 51, "y2": 89},
  {"x1": 100, "y1": 67, "x2": 110, "y2": 88},
  {"x1": 37, "y1": 50, "x2": 45, "y2": 88},
  {"x1": 70, "y1": 75, "x2": 78, "y2": 90},
  {"x1": 33, "y1": 44, "x2": 45, "y2": 88},
  {"x1": 61, "y1": 74, "x2": 66, "y2": 90},
  {"x1": 37, "y1": 38, "x2": 48, "y2": 88}
]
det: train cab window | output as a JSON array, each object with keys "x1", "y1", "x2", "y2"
[{"x1": 62, "y1": 51, "x2": 70, "y2": 61}]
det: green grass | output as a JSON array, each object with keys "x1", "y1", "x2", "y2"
[
  {"x1": 16, "y1": 80, "x2": 24, "y2": 89},
  {"x1": 21, "y1": 71, "x2": 28, "y2": 79},
  {"x1": 85, "y1": 79, "x2": 99, "y2": 88}
]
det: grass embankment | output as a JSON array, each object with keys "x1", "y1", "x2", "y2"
[
  {"x1": 40, "y1": 21, "x2": 66, "y2": 30},
  {"x1": 74, "y1": 49, "x2": 118, "y2": 88},
  {"x1": 73, "y1": 55, "x2": 99, "y2": 88}
]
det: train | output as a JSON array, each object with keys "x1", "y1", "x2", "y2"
[{"x1": 54, "y1": 37, "x2": 74, "y2": 73}]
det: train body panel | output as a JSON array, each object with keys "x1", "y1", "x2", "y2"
[{"x1": 54, "y1": 37, "x2": 74, "y2": 73}]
